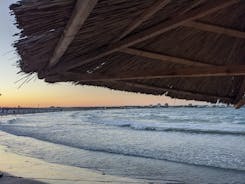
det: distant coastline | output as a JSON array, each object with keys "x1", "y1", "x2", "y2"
[{"x1": 0, "y1": 104, "x2": 233, "y2": 116}]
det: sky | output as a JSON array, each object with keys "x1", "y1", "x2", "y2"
[{"x1": 0, "y1": 0, "x2": 205, "y2": 107}]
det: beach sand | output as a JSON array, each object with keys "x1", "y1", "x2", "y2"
[
  {"x1": 0, "y1": 173, "x2": 46, "y2": 184},
  {"x1": 0, "y1": 146, "x2": 149, "y2": 184}
]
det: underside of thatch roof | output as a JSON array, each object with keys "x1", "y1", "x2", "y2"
[{"x1": 10, "y1": 0, "x2": 245, "y2": 107}]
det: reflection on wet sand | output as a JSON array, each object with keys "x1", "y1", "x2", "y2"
[{"x1": 0, "y1": 146, "x2": 149, "y2": 184}]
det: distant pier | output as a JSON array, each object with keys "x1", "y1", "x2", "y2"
[{"x1": 0, "y1": 107, "x2": 63, "y2": 116}]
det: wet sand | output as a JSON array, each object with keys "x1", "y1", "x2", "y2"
[{"x1": 0, "y1": 146, "x2": 149, "y2": 184}]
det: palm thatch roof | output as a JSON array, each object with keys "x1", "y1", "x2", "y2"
[{"x1": 10, "y1": 0, "x2": 245, "y2": 107}]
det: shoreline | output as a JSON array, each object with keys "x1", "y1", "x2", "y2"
[{"x1": 0, "y1": 146, "x2": 149, "y2": 184}]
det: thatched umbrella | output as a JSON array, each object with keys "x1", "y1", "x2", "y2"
[{"x1": 10, "y1": 0, "x2": 245, "y2": 108}]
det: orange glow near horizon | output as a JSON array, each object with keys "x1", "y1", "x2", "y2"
[{"x1": 1, "y1": 81, "x2": 187, "y2": 108}]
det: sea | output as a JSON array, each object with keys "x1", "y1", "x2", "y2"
[{"x1": 0, "y1": 107, "x2": 245, "y2": 184}]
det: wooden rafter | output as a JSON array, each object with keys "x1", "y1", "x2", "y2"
[
  {"x1": 180, "y1": 0, "x2": 207, "y2": 15},
  {"x1": 184, "y1": 21, "x2": 245, "y2": 39},
  {"x1": 53, "y1": 0, "x2": 239, "y2": 72},
  {"x1": 234, "y1": 78, "x2": 245, "y2": 108},
  {"x1": 235, "y1": 98, "x2": 245, "y2": 108},
  {"x1": 48, "y1": 0, "x2": 98, "y2": 68},
  {"x1": 112, "y1": 81, "x2": 232, "y2": 102},
  {"x1": 47, "y1": 65, "x2": 245, "y2": 82},
  {"x1": 121, "y1": 48, "x2": 214, "y2": 67},
  {"x1": 113, "y1": 0, "x2": 171, "y2": 42}
]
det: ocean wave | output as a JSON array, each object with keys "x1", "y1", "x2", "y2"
[
  {"x1": 1, "y1": 128, "x2": 244, "y2": 172},
  {"x1": 2, "y1": 118, "x2": 24, "y2": 125},
  {"x1": 131, "y1": 126, "x2": 245, "y2": 136},
  {"x1": 99, "y1": 121, "x2": 245, "y2": 136},
  {"x1": 70, "y1": 112, "x2": 81, "y2": 119},
  {"x1": 4, "y1": 117, "x2": 245, "y2": 136}
]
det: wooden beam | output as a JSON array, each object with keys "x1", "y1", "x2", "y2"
[
  {"x1": 47, "y1": 65, "x2": 245, "y2": 82},
  {"x1": 234, "y1": 78, "x2": 245, "y2": 108},
  {"x1": 235, "y1": 98, "x2": 245, "y2": 108},
  {"x1": 48, "y1": 0, "x2": 98, "y2": 68},
  {"x1": 184, "y1": 21, "x2": 245, "y2": 39},
  {"x1": 180, "y1": 0, "x2": 207, "y2": 15},
  {"x1": 113, "y1": 0, "x2": 171, "y2": 42},
  {"x1": 53, "y1": 0, "x2": 238, "y2": 72},
  {"x1": 121, "y1": 48, "x2": 214, "y2": 67},
  {"x1": 114, "y1": 81, "x2": 232, "y2": 103}
]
